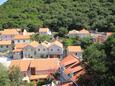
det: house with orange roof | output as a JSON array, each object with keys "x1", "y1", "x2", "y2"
[
  {"x1": 14, "y1": 35, "x2": 31, "y2": 44},
  {"x1": 67, "y1": 46, "x2": 83, "y2": 60},
  {"x1": 59, "y1": 55, "x2": 85, "y2": 83},
  {"x1": 23, "y1": 43, "x2": 35, "y2": 58},
  {"x1": 9, "y1": 58, "x2": 60, "y2": 82},
  {"x1": 0, "y1": 40, "x2": 12, "y2": 52},
  {"x1": 13, "y1": 43, "x2": 28, "y2": 59},
  {"x1": 13, "y1": 49, "x2": 23, "y2": 59},
  {"x1": 77, "y1": 29, "x2": 90, "y2": 38},
  {"x1": 48, "y1": 40, "x2": 63, "y2": 58},
  {"x1": 0, "y1": 29, "x2": 20, "y2": 40},
  {"x1": 39, "y1": 28, "x2": 52, "y2": 35},
  {"x1": 35, "y1": 42, "x2": 49, "y2": 58},
  {"x1": 13, "y1": 41, "x2": 39, "y2": 59},
  {"x1": 13, "y1": 40, "x2": 63, "y2": 59}
]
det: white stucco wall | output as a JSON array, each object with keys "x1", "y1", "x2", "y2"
[
  {"x1": 14, "y1": 39, "x2": 30, "y2": 44},
  {"x1": 39, "y1": 31, "x2": 52, "y2": 35},
  {"x1": 23, "y1": 45, "x2": 35, "y2": 58},
  {"x1": 1, "y1": 35, "x2": 15, "y2": 40},
  {"x1": 36, "y1": 45, "x2": 48, "y2": 57},
  {"x1": 13, "y1": 52, "x2": 22, "y2": 59},
  {"x1": 0, "y1": 45, "x2": 12, "y2": 52},
  {"x1": 48, "y1": 45, "x2": 63, "y2": 55},
  {"x1": 77, "y1": 33, "x2": 90, "y2": 38}
]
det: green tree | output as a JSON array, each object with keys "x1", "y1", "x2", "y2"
[
  {"x1": 38, "y1": 35, "x2": 52, "y2": 42},
  {"x1": 104, "y1": 33, "x2": 115, "y2": 85},
  {"x1": 9, "y1": 66, "x2": 23, "y2": 86},
  {"x1": 0, "y1": 0, "x2": 114, "y2": 31},
  {"x1": 30, "y1": 33, "x2": 39, "y2": 42},
  {"x1": 80, "y1": 36, "x2": 93, "y2": 49},
  {"x1": 83, "y1": 43, "x2": 107, "y2": 73},
  {"x1": 63, "y1": 38, "x2": 74, "y2": 46},
  {"x1": 0, "y1": 63, "x2": 11, "y2": 86},
  {"x1": 81, "y1": 43, "x2": 108, "y2": 86},
  {"x1": 58, "y1": 27, "x2": 68, "y2": 37}
]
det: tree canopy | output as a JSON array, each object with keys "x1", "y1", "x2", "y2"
[
  {"x1": 81, "y1": 34, "x2": 115, "y2": 86},
  {"x1": 0, "y1": 0, "x2": 115, "y2": 32}
]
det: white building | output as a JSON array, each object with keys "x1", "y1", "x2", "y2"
[
  {"x1": 13, "y1": 49, "x2": 23, "y2": 59},
  {"x1": 0, "y1": 29, "x2": 20, "y2": 41},
  {"x1": 67, "y1": 46, "x2": 83, "y2": 60},
  {"x1": 39, "y1": 28, "x2": 52, "y2": 35},
  {"x1": 77, "y1": 29, "x2": 90, "y2": 38},
  {"x1": 36, "y1": 42, "x2": 49, "y2": 58},
  {"x1": 0, "y1": 40, "x2": 12, "y2": 52},
  {"x1": 68, "y1": 29, "x2": 90, "y2": 38},
  {"x1": 68, "y1": 30, "x2": 79, "y2": 38},
  {"x1": 13, "y1": 40, "x2": 63, "y2": 59},
  {"x1": 23, "y1": 45, "x2": 35, "y2": 58},
  {"x1": 48, "y1": 41, "x2": 63, "y2": 58},
  {"x1": 14, "y1": 35, "x2": 31, "y2": 44}
]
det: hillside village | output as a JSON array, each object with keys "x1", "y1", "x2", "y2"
[{"x1": 0, "y1": 27, "x2": 113, "y2": 86}]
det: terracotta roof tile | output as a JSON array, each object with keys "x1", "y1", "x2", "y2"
[
  {"x1": 2, "y1": 29, "x2": 19, "y2": 35},
  {"x1": 15, "y1": 43, "x2": 28, "y2": 49},
  {"x1": 39, "y1": 28, "x2": 49, "y2": 32},
  {"x1": 60, "y1": 55, "x2": 85, "y2": 82},
  {"x1": 29, "y1": 74, "x2": 49, "y2": 80},
  {"x1": 71, "y1": 69, "x2": 85, "y2": 81},
  {"x1": 67, "y1": 46, "x2": 82, "y2": 52},
  {"x1": 0, "y1": 40, "x2": 12, "y2": 45},
  {"x1": 19, "y1": 60, "x2": 31, "y2": 71},
  {"x1": 14, "y1": 35, "x2": 30, "y2": 40},
  {"x1": 60, "y1": 55, "x2": 80, "y2": 66},
  {"x1": 10, "y1": 58, "x2": 59, "y2": 72},
  {"x1": 79, "y1": 29, "x2": 89, "y2": 34}
]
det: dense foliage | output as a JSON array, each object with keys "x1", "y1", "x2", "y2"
[
  {"x1": 0, "y1": 64, "x2": 34, "y2": 86},
  {"x1": 0, "y1": 0, "x2": 115, "y2": 32},
  {"x1": 30, "y1": 34, "x2": 52, "y2": 42},
  {"x1": 81, "y1": 33, "x2": 115, "y2": 86}
]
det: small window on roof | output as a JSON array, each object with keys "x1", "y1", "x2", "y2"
[
  {"x1": 23, "y1": 40, "x2": 25, "y2": 42},
  {"x1": 43, "y1": 49, "x2": 45, "y2": 51},
  {"x1": 1, "y1": 45, "x2": 3, "y2": 48},
  {"x1": 51, "y1": 49, "x2": 53, "y2": 51},
  {"x1": 38, "y1": 49, "x2": 40, "y2": 51},
  {"x1": 57, "y1": 49, "x2": 60, "y2": 51},
  {"x1": 6, "y1": 45, "x2": 8, "y2": 48}
]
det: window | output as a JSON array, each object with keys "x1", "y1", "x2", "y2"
[
  {"x1": 31, "y1": 67, "x2": 36, "y2": 75},
  {"x1": 6, "y1": 45, "x2": 8, "y2": 48},
  {"x1": 51, "y1": 49, "x2": 53, "y2": 51},
  {"x1": 23, "y1": 40, "x2": 25, "y2": 42},
  {"x1": 38, "y1": 49, "x2": 40, "y2": 51},
  {"x1": 57, "y1": 49, "x2": 60, "y2": 51},
  {"x1": 1, "y1": 45, "x2": 3, "y2": 48},
  {"x1": 34, "y1": 51, "x2": 36, "y2": 55},
  {"x1": 43, "y1": 49, "x2": 45, "y2": 51}
]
